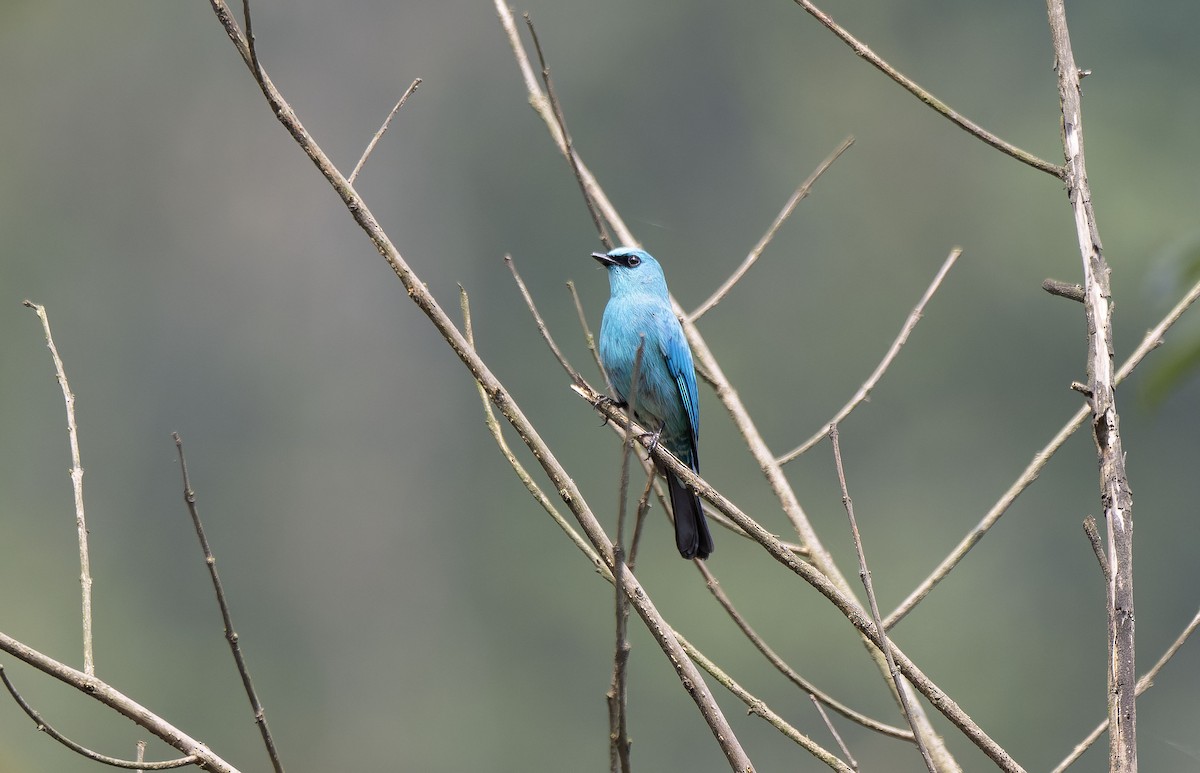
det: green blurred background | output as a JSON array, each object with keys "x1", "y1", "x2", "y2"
[{"x1": 2, "y1": 1, "x2": 1199, "y2": 771}]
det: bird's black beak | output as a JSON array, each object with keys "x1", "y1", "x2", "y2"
[{"x1": 592, "y1": 251, "x2": 618, "y2": 267}]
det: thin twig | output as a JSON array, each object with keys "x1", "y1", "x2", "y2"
[
  {"x1": 625, "y1": 469, "x2": 656, "y2": 573},
  {"x1": 672, "y1": 632, "x2": 853, "y2": 772},
  {"x1": 137, "y1": 740, "x2": 148, "y2": 773},
  {"x1": 0, "y1": 666, "x2": 197, "y2": 770},
  {"x1": 791, "y1": 0, "x2": 1062, "y2": 178},
  {"x1": 690, "y1": 135, "x2": 854, "y2": 321},
  {"x1": 172, "y1": 433, "x2": 284, "y2": 773},
  {"x1": 885, "y1": 273, "x2": 1200, "y2": 628},
  {"x1": 567, "y1": 280, "x2": 609, "y2": 385},
  {"x1": 523, "y1": 13, "x2": 611, "y2": 250},
  {"x1": 695, "y1": 560, "x2": 913, "y2": 741},
  {"x1": 1082, "y1": 516, "x2": 1111, "y2": 585},
  {"x1": 23, "y1": 300, "x2": 94, "y2": 677},
  {"x1": 608, "y1": 339, "x2": 643, "y2": 773},
  {"x1": 1046, "y1": 5, "x2": 1136, "y2": 768},
  {"x1": 777, "y1": 248, "x2": 961, "y2": 464},
  {"x1": 348, "y1": 77, "x2": 422, "y2": 184},
  {"x1": 828, "y1": 426, "x2": 936, "y2": 773},
  {"x1": 506, "y1": 255, "x2": 585, "y2": 386},
  {"x1": 0, "y1": 633, "x2": 240, "y2": 772},
  {"x1": 1050, "y1": 607, "x2": 1200, "y2": 773},
  {"x1": 810, "y1": 694, "x2": 859, "y2": 771},
  {"x1": 460, "y1": 287, "x2": 609, "y2": 577}
]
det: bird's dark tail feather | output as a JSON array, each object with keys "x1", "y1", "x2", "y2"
[{"x1": 666, "y1": 470, "x2": 714, "y2": 560}]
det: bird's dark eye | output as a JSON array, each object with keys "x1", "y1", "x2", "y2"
[{"x1": 626, "y1": 255, "x2": 641, "y2": 267}]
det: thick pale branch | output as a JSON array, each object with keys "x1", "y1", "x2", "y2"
[{"x1": 1046, "y1": 4, "x2": 1136, "y2": 770}]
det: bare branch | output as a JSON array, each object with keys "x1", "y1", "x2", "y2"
[
  {"x1": 23, "y1": 300, "x2": 94, "y2": 677},
  {"x1": 672, "y1": 631, "x2": 853, "y2": 772},
  {"x1": 1046, "y1": 4, "x2": 1136, "y2": 768},
  {"x1": 810, "y1": 694, "x2": 859, "y2": 772},
  {"x1": 886, "y1": 273, "x2": 1200, "y2": 628},
  {"x1": 523, "y1": 13, "x2": 612, "y2": 250},
  {"x1": 1043, "y1": 278, "x2": 1086, "y2": 303},
  {"x1": 791, "y1": 0, "x2": 1062, "y2": 177},
  {"x1": 695, "y1": 560, "x2": 913, "y2": 741},
  {"x1": 567, "y1": 280, "x2": 609, "y2": 386},
  {"x1": 829, "y1": 426, "x2": 936, "y2": 773},
  {"x1": 1051, "y1": 607, "x2": 1200, "y2": 773},
  {"x1": 460, "y1": 287, "x2": 609, "y2": 577},
  {"x1": 348, "y1": 77, "x2": 422, "y2": 185},
  {"x1": 1083, "y1": 516, "x2": 1111, "y2": 585},
  {"x1": 172, "y1": 433, "x2": 284, "y2": 773},
  {"x1": 0, "y1": 666, "x2": 197, "y2": 770},
  {"x1": 582, "y1": 387, "x2": 1025, "y2": 772},
  {"x1": 0, "y1": 633, "x2": 240, "y2": 772},
  {"x1": 777, "y1": 248, "x2": 961, "y2": 464},
  {"x1": 689, "y1": 135, "x2": 854, "y2": 321},
  {"x1": 608, "y1": 339, "x2": 644, "y2": 773},
  {"x1": 506, "y1": 255, "x2": 586, "y2": 386}
]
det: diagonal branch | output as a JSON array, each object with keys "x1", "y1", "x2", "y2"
[
  {"x1": 689, "y1": 135, "x2": 854, "y2": 322},
  {"x1": 172, "y1": 433, "x2": 284, "y2": 773},
  {"x1": 208, "y1": 4, "x2": 752, "y2": 767},
  {"x1": 790, "y1": 0, "x2": 1062, "y2": 178},
  {"x1": 885, "y1": 273, "x2": 1200, "y2": 629},
  {"x1": 349, "y1": 77, "x2": 422, "y2": 184},
  {"x1": 1050, "y1": 606, "x2": 1200, "y2": 773},
  {"x1": 0, "y1": 633, "x2": 240, "y2": 772},
  {"x1": 582, "y1": 387, "x2": 1025, "y2": 772},
  {"x1": 777, "y1": 248, "x2": 961, "y2": 465},
  {"x1": 829, "y1": 426, "x2": 935, "y2": 772}
]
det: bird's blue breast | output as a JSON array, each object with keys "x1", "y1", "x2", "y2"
[{"x1": 599, "y1": 293, "x2": 698, "y2": 465}]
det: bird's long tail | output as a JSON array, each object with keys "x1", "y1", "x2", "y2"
[{"x1": 665, "y1": 468, "x2": 714, "y2": 560}]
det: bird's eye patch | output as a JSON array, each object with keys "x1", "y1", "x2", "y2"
[{"x1": 626, "y1": 255, "x2": 641, "y2": 267}]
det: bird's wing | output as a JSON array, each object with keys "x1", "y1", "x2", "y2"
[{"x1": 661, "y1": 323, "x2": 700, "y2": 463}]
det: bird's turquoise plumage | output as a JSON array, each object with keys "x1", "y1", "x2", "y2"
[{"x1": 593, "y1": 247, "x2": 714, "y2": 559}]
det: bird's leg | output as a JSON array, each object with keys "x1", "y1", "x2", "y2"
[
  {"x1": 641, "y1": 424, "x2": 665, "y2": 458},
  {"x1": 595, "y1": 394, "x2": 628, "y2": 427}
]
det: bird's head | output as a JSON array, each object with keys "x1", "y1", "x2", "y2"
[{"x1": 592, "y1": 247, "x2": 669, "y2": 296}]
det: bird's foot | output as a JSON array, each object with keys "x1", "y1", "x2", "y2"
[{"x1": 595, "y1": 395, "x2": 628, "y2": 426}]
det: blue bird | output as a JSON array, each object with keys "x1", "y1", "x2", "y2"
[{"x1": 593, "y1": 247, "x2": 714, "y2": 560}]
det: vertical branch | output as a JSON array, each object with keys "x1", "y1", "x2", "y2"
[
  {"x1": 23, "y1": 301, "x2": 94, "y2": 677},
  {"x1": 1045, "y1": 3, "x2": 1136, "y2": 771},
  {"x1": 609, "y1": 339, "x2": 644, "y2": 773}
]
